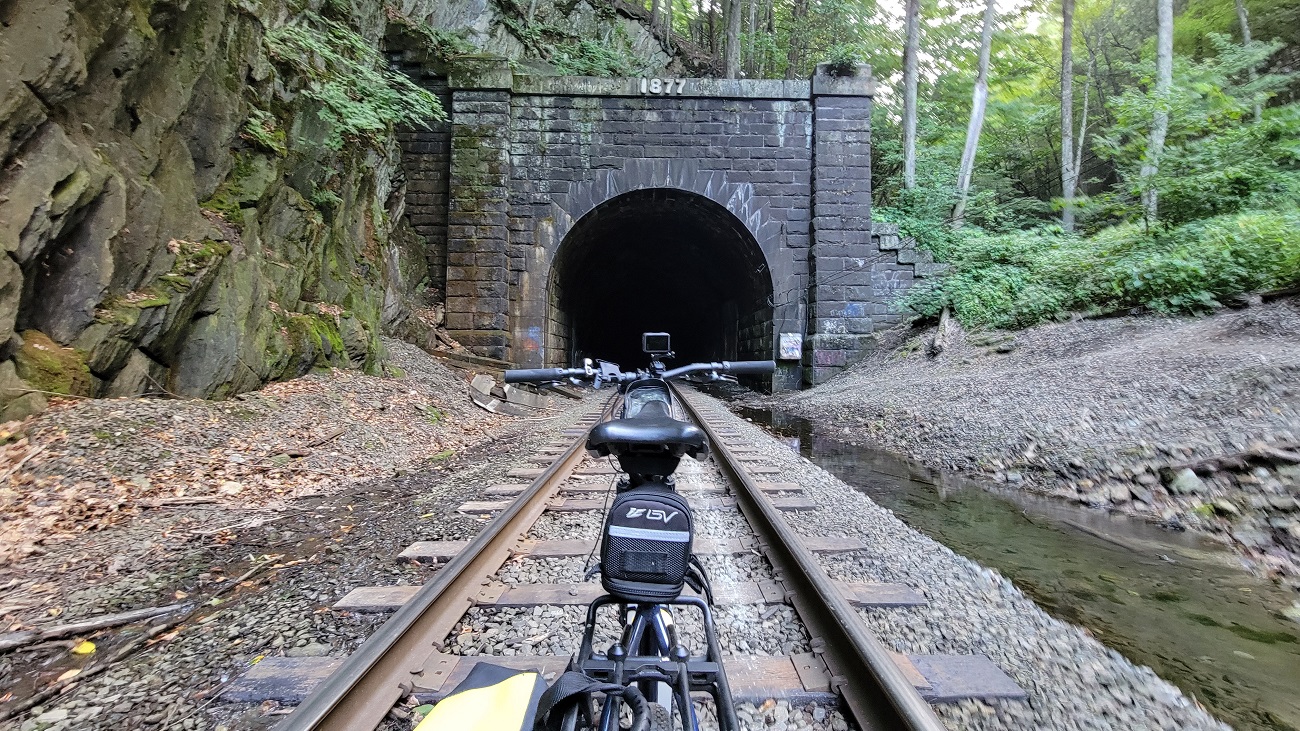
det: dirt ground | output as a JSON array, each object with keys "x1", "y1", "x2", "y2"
[
  {"x1": 766, "y1": 298, "x2": 1300, "y2": 586},
  {"x1": 0, "y1": 338, "x2": 592, "y2": 728}
]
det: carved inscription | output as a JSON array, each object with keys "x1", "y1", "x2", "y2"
[{"x1": 640, "y1": 78, "x2": 687, "y2": 95}]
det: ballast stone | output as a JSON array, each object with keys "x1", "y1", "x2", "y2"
[{"x1": 1168, "y1": 468, "x2": 1207, "y2": 495}]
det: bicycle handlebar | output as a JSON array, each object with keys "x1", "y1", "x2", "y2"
[
  {"x1": 502, "y1": 367, "x2": 584, "y2": 384},
  {"x1": 503, "y1": 359, "x2": 776, "y2": 386},
  {"x1": 659, "y1": 360, "x2": 776, "y2": 379}
]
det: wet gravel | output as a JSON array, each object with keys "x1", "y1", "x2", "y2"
[
  {"x1": 762, "y1": 301, "x2": 1300, "y2": 578},
  {"x1": 684, "y1": 389, "x2": 1229, "y2": 731}
]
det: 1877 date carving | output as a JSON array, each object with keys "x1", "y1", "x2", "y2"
[{"x1": 641, "y1": 78, "x2": 686, "y2": 95}]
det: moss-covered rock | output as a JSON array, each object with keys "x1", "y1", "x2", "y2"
[
  {"x1": 12, "y1": 330, "x2": 94, "y2": 397},
  {"x1": 0, "y1": 0, "x2": 678, "y2": 403},
  {"x1": 0, "y1": 360, "x2": 47, "y2": 421}
]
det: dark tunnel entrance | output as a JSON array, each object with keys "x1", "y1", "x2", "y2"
[{"x1": 548, "y1": 189, "x2": 774, "y2": 370}]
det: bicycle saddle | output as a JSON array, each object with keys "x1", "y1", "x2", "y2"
[{"x1": 587, "y1": 411, "x2": 707, "y2": 458}]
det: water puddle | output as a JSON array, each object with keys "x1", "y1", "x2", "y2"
[{"x1": 735, "y1": 405, "x2": 1300, "y2": 731}]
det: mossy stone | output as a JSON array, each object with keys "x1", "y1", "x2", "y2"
[
  {"x1": 13, "y1": 330, "x2": 94, "y2": 397},
  {"x1": 0, "y1": 360, "x2": 47, "y2": 420}
]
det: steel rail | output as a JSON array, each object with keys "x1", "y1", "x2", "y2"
[
  {"x1": 673, "y1": 386, "x2": 947, "y2": 731},
  {"x1": 278, "y1": 395, "x2": 617, "y2": 731}
]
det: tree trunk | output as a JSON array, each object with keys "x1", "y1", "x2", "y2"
[
  {"x1": 1061, "y1": 0, "x2": 1076, "y2": 232},
  {"x1": 785, "y1": 0, "x2": 808, "y2": 79},
  {"x1": 666, "y1": 0, "x2": 673, "y2": 52},
  {"x1": 763, "y1": 0, "x2": 774, "y2": 77},
  {"x1": 746, "y1": 0, "x2": 757, "y2": 75},
  {"x1": 1140, "y1": 0, "x2": 1173, "y2": 223},
  {"x1": 1072, "y1": 52, "x2": 1093, "y2": 200},
  {"x1": 724, "y1": 0, "x2": 742, "y2": 77},
  {"x1": 1235, "y1": 0, "x2": 1261, "y2": 122},
  {"x1": 902, "y1": 0, "x2": 921, "y2": 190},
  {"x1": 951, "y1": 0, "x2": 997, "y2": 229},
  {"x1": 650, "y1": 0, "x2": 660, "y2": 28},
  {"x1": 708, "y1": 2, "x2": 717, "y2": 55}
]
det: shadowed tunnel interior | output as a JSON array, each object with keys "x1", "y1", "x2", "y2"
[{"x1": 548, "y1": 189, "x2": 774, "y2": 369}]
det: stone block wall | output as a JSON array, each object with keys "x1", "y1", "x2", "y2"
[
  {"x1": 394, "y1": 61, "x2": 944, "y2": 388},
  {"x1": 444, "y1": 74, "x2": 514, "y2": 359},
  {"x1": 501, "y1": 84, "x2": 816, "y2": 377},
  {"x1": 395, "y1": 75, "x2": 452, "y2": 295},
  {"x1": 806, "y1": 64, "x2": 877, "y2": 386}
]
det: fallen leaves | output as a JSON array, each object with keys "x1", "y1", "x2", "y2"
[
  {"x1": 70, "y1": 640, "x2": 95, "y2": 655},
  {"x1": 0, "y1": 339, "x2": 517, "y2": 635}
]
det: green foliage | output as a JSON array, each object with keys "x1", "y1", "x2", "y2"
[
  {"x1": 497, "y1": 10, "x2": 643, "y2": 77},
  {"x1": 822, "y1": 42, "x2": 864, "y2": 75},
  {"x1": 1092, "y1": 34, "x2": 1295, "y2": 226},
  {"x1": 423, "y1": 405, "x2": 445, "y2": 424},
  {"x1": 1154, "y1": 106, "x2": 1300, "y2": 225},
  {"x1": 242, "y1": 108, "x2": 287, "y2": 156},
  {"x1": 550, "y1": 38, "x2": 641, "y2": 77},
  {"x1": 903, "y1": 208, "x2": 1300, "y2": 329},
  {"x1": 310, "y1": 187, "x2": 344, "y2": 211},
  {"x1": 265, "y1": 12, "x2": 444, "y2": 149},
  {"x1": 387, "y1": 11, "x2": 476, "y2": 62}
]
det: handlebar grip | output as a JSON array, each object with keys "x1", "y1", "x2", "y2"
[
  {"x1": 726, "y1": 360, "x2": 777, "y2": 375},
  {"x1": 503, "y1": 368, "x2": 568, "y2": 383}
]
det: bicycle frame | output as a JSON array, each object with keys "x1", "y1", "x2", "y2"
[
  {"x1": 504, "y1": 342, "x2": 770, "y2": 731},
  {"x1": 574, "y1": 595, "x2": 739, "y2": 731}
]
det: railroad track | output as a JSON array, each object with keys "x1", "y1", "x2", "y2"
[{"x1": 229, "y1": 389, "x2": 1017, "y2": 731}]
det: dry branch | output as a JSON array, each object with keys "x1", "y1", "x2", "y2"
[{"x1": 0, "y1": 603, "x2": 189, "y2": 654}]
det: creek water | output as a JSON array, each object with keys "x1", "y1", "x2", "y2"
[{"x1": 734, "y1": 405, "x2": 1300, "y2": 731}]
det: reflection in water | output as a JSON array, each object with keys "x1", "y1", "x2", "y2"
[{"x1": 737, "y1": 406, "x2": 1300, "y2": 731}]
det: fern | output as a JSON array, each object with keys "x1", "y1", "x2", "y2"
[
  {"x1": 265, "y1": 12, "x2": 444, "y2": 149},
  {"x1": 386, "y1": 10, "x2": 476, "y2": 62}
]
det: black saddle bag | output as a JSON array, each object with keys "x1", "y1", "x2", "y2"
[{"x1": 600, "y1": 485, "x2": 693, "y2": 603}]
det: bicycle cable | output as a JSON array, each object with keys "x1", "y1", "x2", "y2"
[{"x1": 581, "y1": 454, "x2": 620, "y2": 576}]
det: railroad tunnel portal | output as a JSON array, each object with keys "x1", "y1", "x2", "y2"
[
  {"x1": 394, "y1": 58, "x2": 948, "y2": 387},
  {"x1": 549, "y1": 189, "x2": 773, "y2": 369}
]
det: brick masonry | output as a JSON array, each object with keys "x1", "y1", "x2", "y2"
[{"x1": 394, "y1": 58, "x2": 944, "y2": 388}]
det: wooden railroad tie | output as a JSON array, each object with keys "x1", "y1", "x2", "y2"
[
  {"x1": 398, "y1": 535, "x2": 865, "y2": 563},
  {"x1": 456, "y1": 495, "x2": 815, "y2": 514},
  {"x1": 332, "y1": 580, "x2": 925, "y2": 613},
  {"x1": 222, "y1": 651, "x2": 1024, "y2": 707}
]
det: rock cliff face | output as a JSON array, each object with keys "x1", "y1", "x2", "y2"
[{"x1": 0, "y1": 0, "x2": 672, "y2": 420}]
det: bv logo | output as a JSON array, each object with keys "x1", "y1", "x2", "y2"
[{"x1": 625, "y1": 507, "x2": 679, "y2": 523}]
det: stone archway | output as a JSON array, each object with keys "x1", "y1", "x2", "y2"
[{"x1": 543, "y1": 187, "x2": 775, "y2": 368}]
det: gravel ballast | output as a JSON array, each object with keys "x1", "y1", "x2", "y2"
[
  {"x1": 0, "y1": 344, "x2": 596, "y2": 731},
  {"x1": 763, "y1": 302, "x2": 1300, "y2": 580},
  {"x1": 684, "y1": 389, "x2": 1228, "y2": 731}
]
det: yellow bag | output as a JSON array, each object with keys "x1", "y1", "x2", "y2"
[{"x1": 415, "y1": 663, "x2": 545, "y2": 731}]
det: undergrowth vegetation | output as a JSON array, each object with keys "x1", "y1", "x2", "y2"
[
  {"x1": 495, "y1": 3, "x2": 646, "y2": 77},
  {"x1": 902, "y1": 207, "x2": 1300, "y2": 329},
  {"x1": 882, "y1": 27, "x2": 1300, "y2": 330}
]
